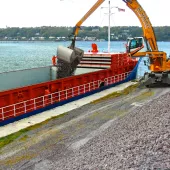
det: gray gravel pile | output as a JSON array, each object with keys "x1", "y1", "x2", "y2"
[{"x1": 53, "y1": 91, "x2": 170, "y2": 170}]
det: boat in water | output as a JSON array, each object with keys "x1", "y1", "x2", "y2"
[
  {"x1": 0, "y1": 43, "x2": 139, "y2": 126},
  {"x1": 0, "y1": 0, "x2": 140, "y2": 126}
]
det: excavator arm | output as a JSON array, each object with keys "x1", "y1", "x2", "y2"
[
  {"x1": 56, "y1": 0, "x2": 105, "y2": 79},
  {"x1": 71, "y1": 0, "x2": 158, "y2": 50},
  {"x1": 73, "y1": 0, "x2": 105, "y2": 36},
  {"x1": 123, "y1": 0, "x2": 158, "y2": 51},
  {"x1": 70, "y1": 0, "x2": 105, "y2": 48},
  {"x1": 71, "y1": 0, "x2": 158, "y2": 52}
]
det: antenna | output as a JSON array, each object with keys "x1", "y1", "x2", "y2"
[
  {"x1": 108, "y1": 0, "x2": 111, "y2": 53},
  {"x1": 101, "y1": 1, "x2": 125, "y2": 53},
  {"x1": 101, "y1": 1, "x2": 111, "y2": 52}
]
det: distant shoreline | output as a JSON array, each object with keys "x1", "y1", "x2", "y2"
[{"x1": 0, "y1": 40, "x2": 170, "y2": 43}]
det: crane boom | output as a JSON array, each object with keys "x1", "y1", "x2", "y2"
[
  {"x1": 70, "y1": 0, "x2": 105, "y2": 48},
  {"x1": 74, "y1": 0, "x2": 105, "y2": 36},
  {"x1": 71, "y1": 0, "x2": 159, "y2": 52}
]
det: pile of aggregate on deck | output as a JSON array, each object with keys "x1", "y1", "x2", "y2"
[{"x1": 53, "y1": 91, "x2": 170, "y2": 170}]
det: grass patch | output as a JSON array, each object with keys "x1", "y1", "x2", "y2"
[
  {"x1": 88, "y1": 111, "x2": 101, "y2": 119},
  {"x1": 3, "y1": 153, "x2": 37, "y2": 166},
  {"x1": 133, "y1": 90, "x2": 154, "y2": 102},
  {"x1": 0, "y1": 112, "x2": 69, "y2": 149},
  {"x1": 0, "y1": 129, "x2": 28, "y2": 150},
  {"x1": 91, "y1": 83, "x2": 139, "y2": 104},
  {"x1": 114, "y1": 110, "x2": 127, "y2": 117},
  {"x1": 19, "y1": 135, "x2": 29, "y2": 142},
  {"x1": 100, "y1": 110, "x2": 126, "y2": 120}
]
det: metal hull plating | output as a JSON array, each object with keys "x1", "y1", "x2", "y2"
[{"x1": 0, "y1": 53, "x2": 139, "y2": 126}]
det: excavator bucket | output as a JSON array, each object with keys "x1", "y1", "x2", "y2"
[
  {"x1": 57, "y1": 45, "x2": 84, "y2": 64},
  {"x1": 56, "y1": 45, "x2": 84, "y2": 78}
]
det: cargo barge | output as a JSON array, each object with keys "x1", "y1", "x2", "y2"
[{"x1": 0, "y1": 50, "x2": 139, "y2": 126}]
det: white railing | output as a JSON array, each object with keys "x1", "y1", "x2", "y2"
[
  {"x1": 0, "y1": 71, "x2": 131, "y2": 121},
  {"x1": 104, "y1": 71, "x2": 130, "y2": 85}
]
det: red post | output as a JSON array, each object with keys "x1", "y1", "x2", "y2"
[{"x1": 52, "y1": 55, "x2": 57, "y2": 65}]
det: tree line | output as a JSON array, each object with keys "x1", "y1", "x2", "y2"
[{"x1": 0, "y1": 26, "x2": 170, "y2": 41}]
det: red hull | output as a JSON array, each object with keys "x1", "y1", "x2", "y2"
[{"x1": 0, "y1": 53, "x2": 137, "y2": 123}]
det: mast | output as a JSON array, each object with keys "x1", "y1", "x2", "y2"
[
  {"x1": 102, "y1": 1, "x2": 125, "y2": 53},
  {"x1": 108, "y1": 0, "x2": 111, "y2": 53}
]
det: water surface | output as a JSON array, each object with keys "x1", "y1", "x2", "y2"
[{"x1": 0, "y1": 41, "x2": 170, "y2": 78}]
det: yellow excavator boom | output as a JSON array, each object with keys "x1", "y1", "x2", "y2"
[
  {"x1": 70, "y1": 0, "x2": 105, "y2": 48},
  {"x1": 123, "y1": 0, "x2": 158, "y2": 51},
  {"x1": 74, "y1": 0, "x2": 105, "y2": 36},
  {"x1": 72, "y1": 0, "x2": 158, "y2": 52}
]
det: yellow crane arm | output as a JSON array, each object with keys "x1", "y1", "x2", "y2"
[
  {"x1": 70, "y1": 0, "x2": 104, "y2": 48},
  {"x1": 73, "y1": 0, "x2": 105, "y2": 37},
  {"x1": 122, "y1": 0, "x2": 158, "y2": 51},
  {"x1": 71, "y1": 0, "x2": 158, "y2": 52}
]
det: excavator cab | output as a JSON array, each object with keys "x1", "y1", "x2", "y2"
[{"x1": 126, "y1": 37, "x2": 145, "y2": 55}]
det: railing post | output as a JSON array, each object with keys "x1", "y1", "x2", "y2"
[
  {"x1": 98, "y1": 81, "x2": 101, "y2": 88},
  {"x1": 93, "y1": 82, "x2": 95, "y2": 90},
  {"x1": 72, "y1": 88, "x2": 74, "y2": 97},
  {"x1": 1, "y1": 108, "x2": 4, "y2": 120},
  {"x1": 51, "y1": 94, "x2": 53, "y2": 104},
  {"x1": 66, "y1": 90, "x2": 68, "y2": 99},
  {"x1": 24, "y1": 101, "x2": 27, "y2": 113},
  {"x1": 14, "y1": 105, "x2": 16, "y2": 117},
  {"x1": 34, "y1": 99, "x2": 36, "y2": 110},
  {"x1": 58, "y1": 92, "x2": 61, "y2": 101},
  {"x1": 43, "y1": 96, "x2": 45, "y2": 107},
  {"x1": 78, "y1": 86, "x2": 80, "y2": 95}
]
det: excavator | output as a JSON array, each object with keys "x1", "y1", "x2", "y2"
[
  {"x1": 57, "y1": 0, "x2": 170, "y2": 86},
  {"x1": 124, "y1": 0, "x2": 170, "y2": 86}
]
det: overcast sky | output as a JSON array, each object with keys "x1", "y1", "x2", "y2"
[{"x1": 0, "y1": 0, "x2": 169, "y2": 28}]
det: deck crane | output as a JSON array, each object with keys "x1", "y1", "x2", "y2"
[{"x1": 57, "y1": 0, "x2": 170, "y2": 86}]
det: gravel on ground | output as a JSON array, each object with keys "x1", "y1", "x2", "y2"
[{"x1": 0, "y1": 86, "x2": 169, "y2": 170}]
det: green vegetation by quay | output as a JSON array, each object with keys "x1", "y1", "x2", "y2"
[
  {"x1": 91, "y1": 83, "x2": 139, "y2": 104},
  {"x1": 0, "y1": 112, "x2": 69, "y2": 150},
  {"x1": 0, "y1": 26, "x2": 170, "y2": 41}
]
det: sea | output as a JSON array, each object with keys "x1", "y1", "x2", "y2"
[{"x1": 0, "y1": 41, "x2": 170, "y2": 78}]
